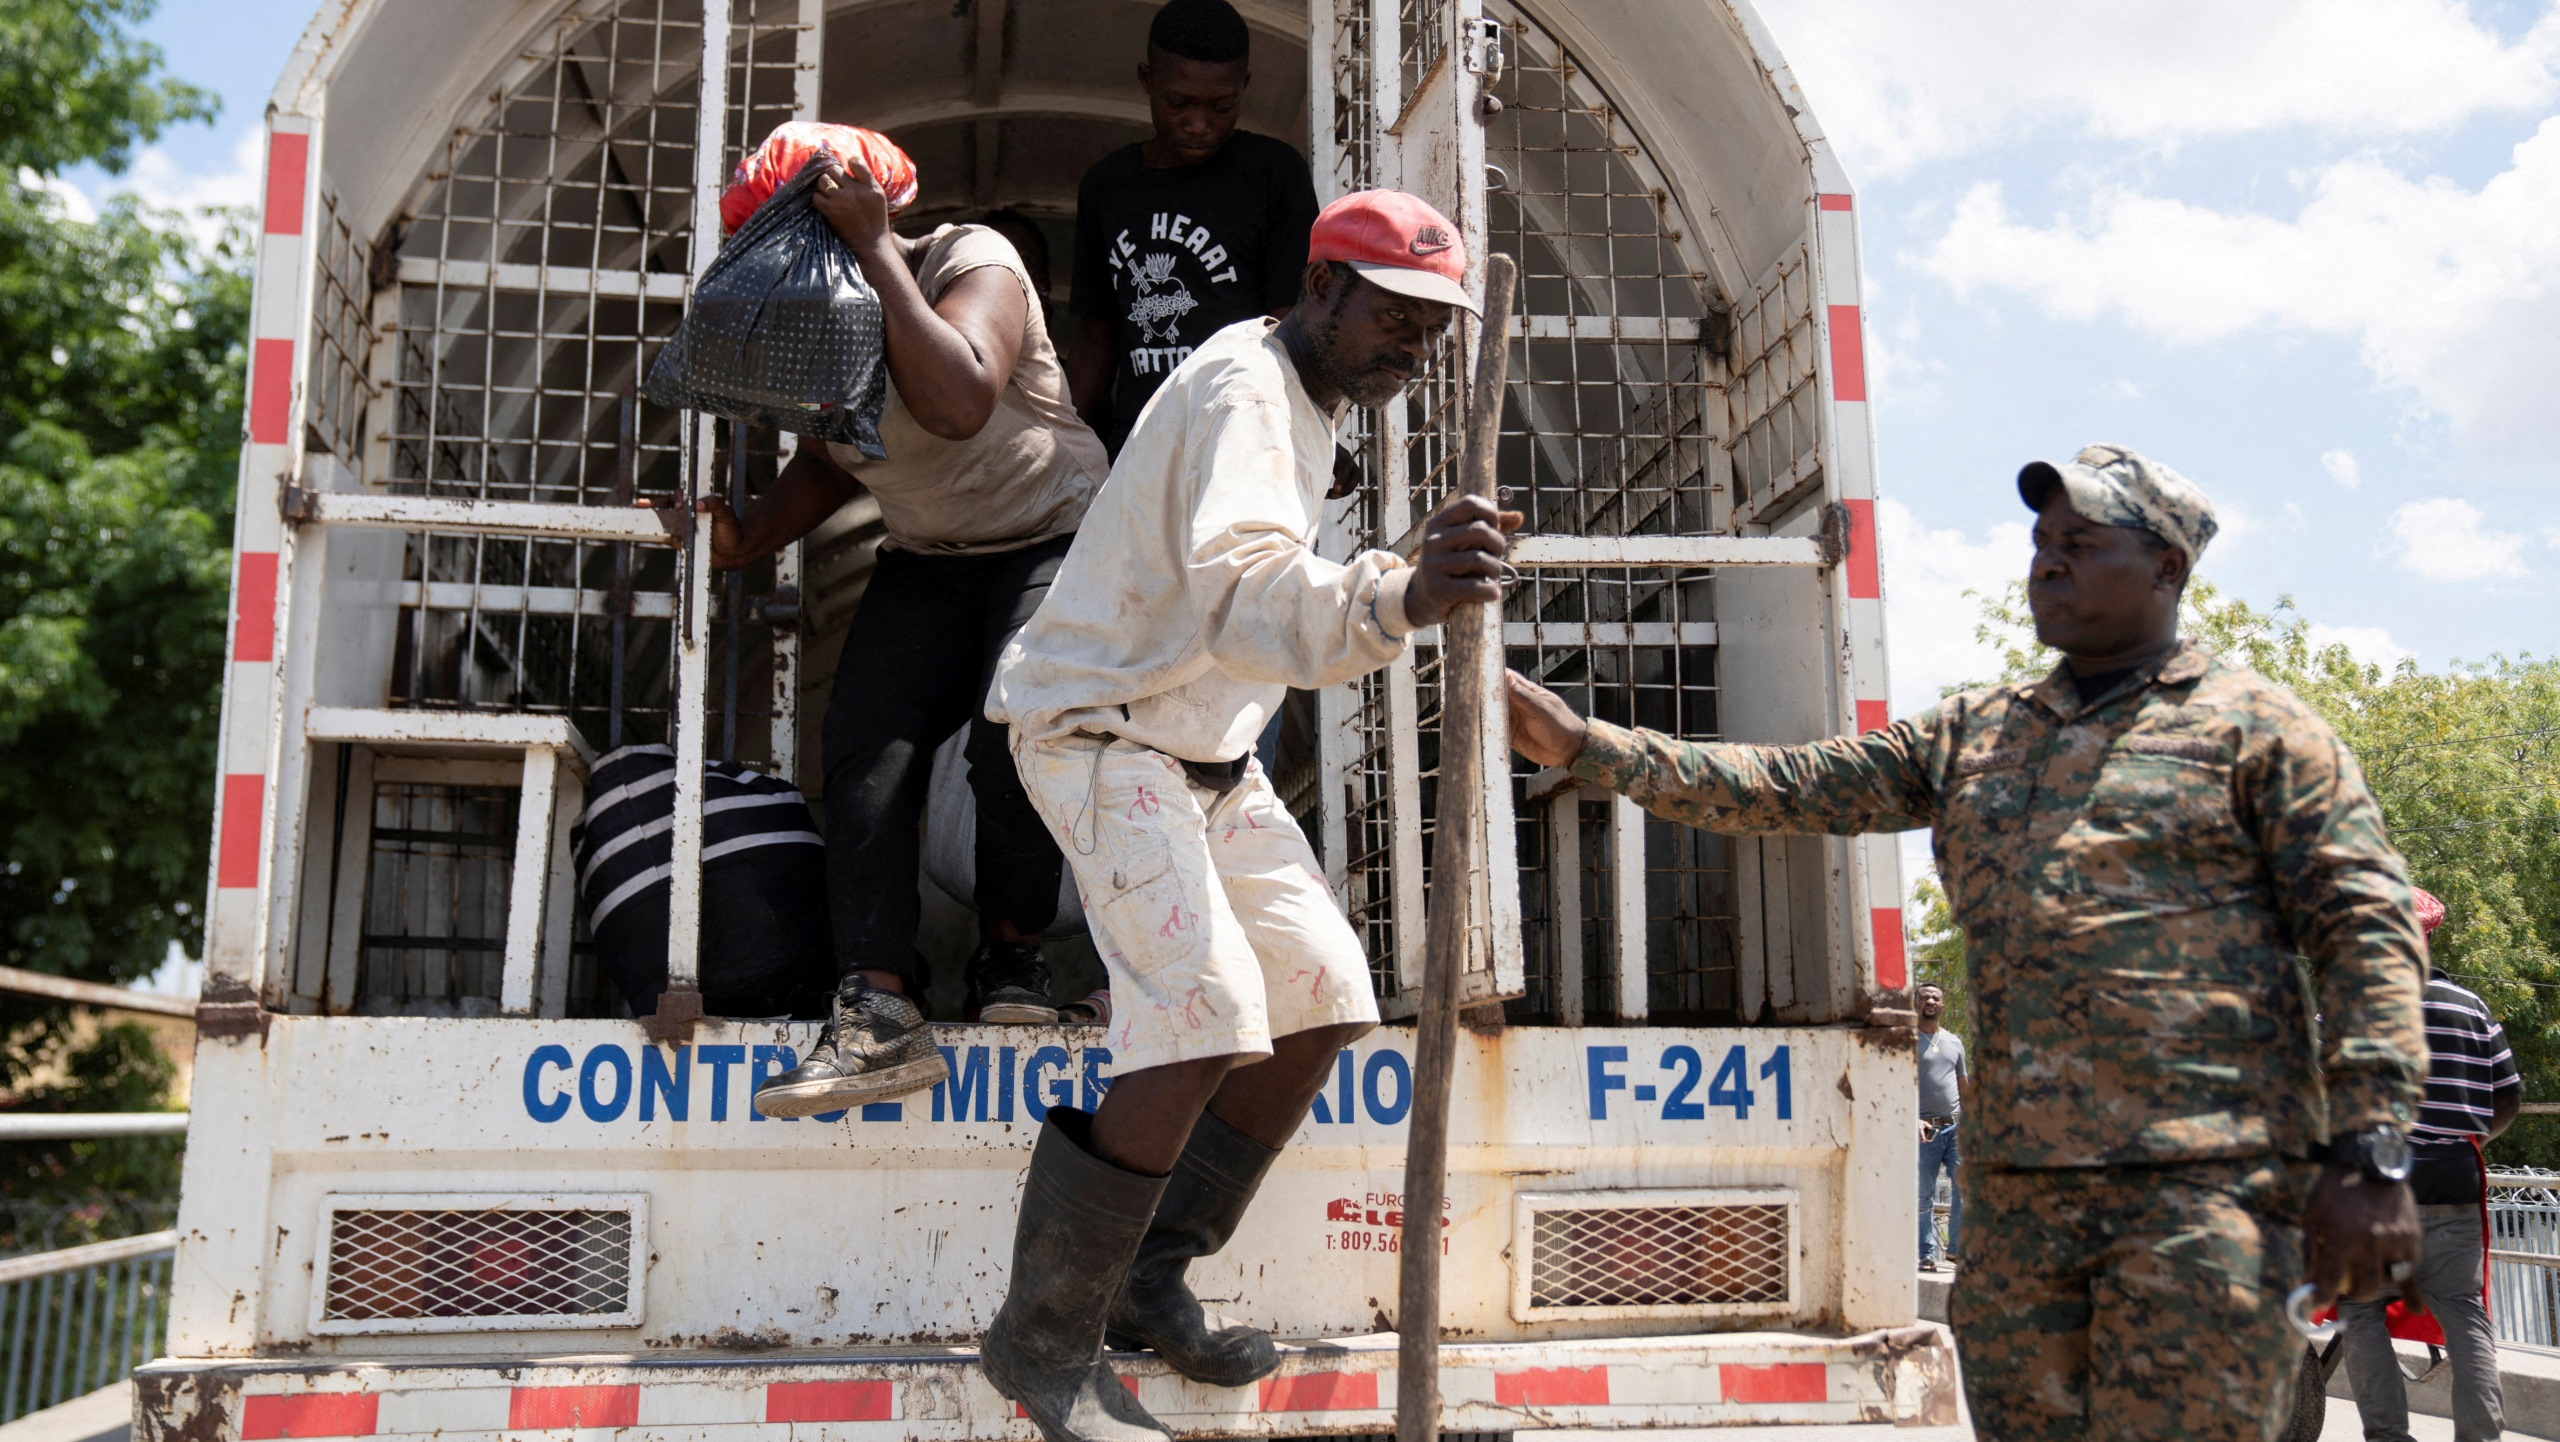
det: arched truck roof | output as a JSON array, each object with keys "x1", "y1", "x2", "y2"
[{"x1": 263, "y1": 0, "x2": 1854, "y2": 301}]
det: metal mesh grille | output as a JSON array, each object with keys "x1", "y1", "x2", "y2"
[
  {"x1": 1329, "y1": 0, "x2": 1377, "y2": 194},
  {"x1": 1341, "y1": 664, "x2": 1401, "y2": 997},
  {"x1": 1645, "y1": 818, "x2": 1736, "y2": 1020},
  {"x1": 1727, "y1": 243, "x2": 1821, "y2": 524},
  {"x1": 1487, "y1": 2, "x2": 1717, "y2": 540},
  {"x1": 322, "y1": 1206, "x2": 633, "y2": 1321},
  {"x1": 384, "y1": 0, "x2": 704, "y2": 507},
  {"x1": 306, "y1": 190, "x2": 371, "y2": 464},
  {"x1": 721, "y1": 0, "x2": 810, "y2": 177},
  {"x1": 356, "y1": 783, "x2": 517, "y2": 1014},
  {"x1": 1483, "y1": 3, "x2": 1737, "y2": 1023},
  {"x1": 1529, "y1": 1202, "x2": 1788, "y2": 1310},
  {"x1": 1509, "y1": 793, "x2": 1614, "y2": 1022},
  {"x1": 1399, "y1": 0, "x2": 1450, "y2": 97}
]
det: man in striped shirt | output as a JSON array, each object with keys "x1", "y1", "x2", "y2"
[{"x1": 2340, "y1": 886, "x2": 2521, "y2": 1442}]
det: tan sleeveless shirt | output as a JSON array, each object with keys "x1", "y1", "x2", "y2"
[{"x1": 825, "y1": 224, "x2": 1107, "y2": 554}]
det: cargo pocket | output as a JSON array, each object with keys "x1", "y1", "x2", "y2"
[{"x1": 1089, "y1": 838, "x2": 1192, "y2": 979}]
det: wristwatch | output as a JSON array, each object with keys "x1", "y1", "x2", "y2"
[{"x1": 2322, "y1": 1125, "x2": 2414, "y2": 1183}]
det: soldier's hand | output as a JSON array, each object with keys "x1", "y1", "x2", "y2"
[
  {"x1": 1404, "y1": 494, "x2": 1521, "y2": 628},
  {"x1": 1506, "y1": 670, "x2": 1588, "y2": 768},
  {"x1": 2304, "y1": 1165, "x2": 2421, "y2": 1308}
]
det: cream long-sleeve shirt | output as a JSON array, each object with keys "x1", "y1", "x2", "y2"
[{"x1": 987, "y1": 318, "x2": 1419, "y2": 762}]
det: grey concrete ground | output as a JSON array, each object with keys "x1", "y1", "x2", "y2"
[{"x1": 0, "y1": 1381, "x2": 129, "y2": 1442}]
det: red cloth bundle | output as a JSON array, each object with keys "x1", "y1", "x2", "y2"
[{"x1": 720, "y1": 122, "x2": 918, "y2": 236}]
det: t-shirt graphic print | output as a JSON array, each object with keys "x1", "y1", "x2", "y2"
[
  {"x1": 1115, "y1": 213, "x2": 1238, "y2": 368},
  {"x1": 1072, "y1": 131, "x2": 1318, "y2": 449}
]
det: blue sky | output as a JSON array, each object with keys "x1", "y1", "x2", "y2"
[{"x1": 62, "y1": 0, "x2": 2560, "y2": 959}]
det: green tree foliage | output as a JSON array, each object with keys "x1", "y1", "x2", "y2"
[
  {"x1": 1907, "y1": 873, "x2": 1968, "y2": 1048},
  {"x1": 1936, "y1": 580, "x2": 2560, "y2": 1165},
  {"x1": 0, "y1": 0, "x2": 234, "y2": 1220},
  {"x1": 0, "y1": 1020, "x2": 181, "y2": 1244},
  {"x1": 0, "y1": 0, "x2": 244, "y2": 987},
  {"x1": 0, "y1": 0, "x2": 213, "y2": 176}
]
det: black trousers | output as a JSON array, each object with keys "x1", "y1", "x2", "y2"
[{"x1": 820, "y1": 536, "x2": 1070, "y2": 991}]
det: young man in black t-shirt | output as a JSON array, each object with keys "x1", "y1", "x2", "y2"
[{"x1": 1066, "y1": 0, "x2": 1319, "y2": 455}]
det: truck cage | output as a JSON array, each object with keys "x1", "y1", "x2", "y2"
[{"x1": 152, "y1": 0, "x2": 1945, "y2": 1436}]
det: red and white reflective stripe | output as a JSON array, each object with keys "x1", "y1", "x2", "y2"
[
  {"x1": 211, "y1": 1341, "x2": 1934, "y2": 1436},
  {"x1": 509, "y1": 1385, "x2": 640, "y2": 1429},
  {"x1": 1258, "y1": 1369, "x2": 1378, "y2": 1410},
  {"x1": 206, "y1": 116, "x2": 317, "y2": 993},
  {"x1": 232, "y1": 551, "x2": 279, "y2": 664},
  {"x1": 241, "y1": 1393, "x2": 377, "y2": 1440},
  {"x1": 766, "y1": 1380, "x2": 895, "y2": 1423},
  {"x1": 1870, "y1": 900, "x2": 1909, "y2": 992},
  {"x1": 1811, "y1": 188, "x2": 1905, "y2": 995}
]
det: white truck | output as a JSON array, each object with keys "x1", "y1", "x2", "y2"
[{"x1": 141, "y1": 0, "x2": 1950, "y2": 1437}]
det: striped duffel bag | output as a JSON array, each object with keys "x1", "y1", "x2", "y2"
[{"x1": 571, "y1": 744, "x2": 833, "y2": 1019}]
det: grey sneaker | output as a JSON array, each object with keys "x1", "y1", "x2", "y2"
[
  {"x1": 755, "y1": 977, "x2": 948, "y2": 1117},
  {"x1": 966, "y1": 939, "x2": 1058, "y2": 1024}
]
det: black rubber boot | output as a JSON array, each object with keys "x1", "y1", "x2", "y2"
[
  {"x1": 982, "y1": 1109, "x2": 1174, "y2": 1442},
  {"x1": 1105, "y1": 1111, "x2": 1282, "y2": 1386}
]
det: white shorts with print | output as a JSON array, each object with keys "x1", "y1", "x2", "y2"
[{"x1": 1011, "y1": 730, "x2": 1379, "y2": 1075}]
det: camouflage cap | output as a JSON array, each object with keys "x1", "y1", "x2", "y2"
[{"x1": 2017, "y1": 444, "x2": 2218, "y2": 562}]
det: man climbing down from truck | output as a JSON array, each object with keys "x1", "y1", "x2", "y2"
[
  {"x1": 979, "y1": 189, "x2": 1513, "y2": 1442},
  {"x1": 697, "y1": 132, "x2": 1112, "y2": 1114},
  {"x1": 1065, "y1": 0, "x2": 1319, "y2": 458},
  {"x1": 1502, "y1": 446, "x2": 2430, "y2": 1442}
]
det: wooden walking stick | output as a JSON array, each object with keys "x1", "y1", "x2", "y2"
[{"x1": 1396, "y1": 251, "x2": 1517, "y2": 1442}]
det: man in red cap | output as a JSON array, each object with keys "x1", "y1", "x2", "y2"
[
  {"x1": 2338, "y1": 886, "x2": 2519, "y2": 1442},
  {"x1": 977, "y1": 189, "x2": 1512, "y2": 1442}
]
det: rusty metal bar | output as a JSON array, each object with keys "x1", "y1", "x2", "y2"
[
  {"x1": 722, "y1": 430, "x2": 745, "y2": 763},
  {"x1": 0, "y1": 967, "x2": 195, "y2": 1020},
  {"x1": 0, "y1": 1117, "x2": 188, "y2": 1144},
  {"x1": 612, "y1": 387, "x2": 639, "y2": 750}
]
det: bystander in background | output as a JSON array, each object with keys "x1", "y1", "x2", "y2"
[
  {"x1": 2341, "y1": 886, "x2": 2520, "y2": 1442},
  {"x1": 1917, "y1": 981, "x2": 1965, "y2": 1273}
]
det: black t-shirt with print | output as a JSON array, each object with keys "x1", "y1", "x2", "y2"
[{"x1": 1071, "y1": 131, "x2": 1319, "y2": 450}]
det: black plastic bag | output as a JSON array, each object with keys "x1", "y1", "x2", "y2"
[{"x1": 643, "y1": 156, "x2": 890, "y2": 457}]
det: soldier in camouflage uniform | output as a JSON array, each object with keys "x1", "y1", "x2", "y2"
[{"x1": 1505, "y1": 445, "x2": 2429, "y2": 1442}]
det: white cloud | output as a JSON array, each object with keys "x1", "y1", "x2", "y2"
[
  {"x1": 1876, "y1": 499, "x2": 2031, "y2": 713},
  {"x1": 2322, "y1": 448, "x2": 2363, "y2": 489},
  {"x1": 68, "y1": 125, "x2": 264, "y2": 243},
  {"x1": 1917, "y1": 120, "x2": 2560, "y2": 454},
  {"x1": 2306, "y1": 623, "x2": 2417, "y2": 670},
  {"x1": 1763, "y1": 0, "x2": 2560, "y2": 175},
  {"x1": 17, "y1": 167, "x2": 99, "y2": 223},
  {"x1": 1862, "y1": 304, "x2": 1941, "y2": 409},
  {"x1": 2384, "y1": 497, "x2": 2532, "y2": 579}
]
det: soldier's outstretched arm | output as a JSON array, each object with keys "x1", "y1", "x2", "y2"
[
  {"x1": 2252, "y1": 714, "x2": 2428, "y2": 1134},
  {"x1": 2251, "y1": 707, "x2": 2428, "y2": 1305},
  {"x1": 1505, "y1": 671, "x2": 1938, "y2": 835}
]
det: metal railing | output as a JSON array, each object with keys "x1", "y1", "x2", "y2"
[
  {"x1": 2489, "y1": 1167, "x2": 2560, "y2": 1350},
  {"x1": 0, "y1": 1231, "x2": 176, "y2": 1423}
]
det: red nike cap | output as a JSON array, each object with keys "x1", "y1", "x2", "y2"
[{"x1": 1308, "y1": 189, "x2": 1478, "y2": 315}]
